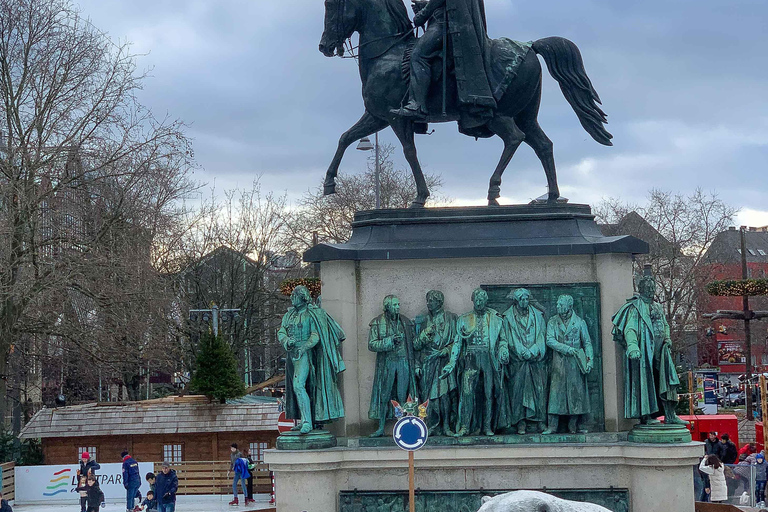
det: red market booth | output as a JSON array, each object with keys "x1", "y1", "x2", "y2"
[{"x1": 679, "y1": 414, "x2": 739, "y2": 446}]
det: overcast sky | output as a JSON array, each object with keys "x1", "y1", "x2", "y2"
[{"x1": 76, "y1": 0, "x2": 768, "y2": 226}]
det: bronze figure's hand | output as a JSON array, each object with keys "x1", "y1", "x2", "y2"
[
  {"x1": 627, "y1": 348, "x2": 641, "y2": 360},
  {"x1": 440, "y1": 362, "x2": 454, "y2": 378},
  {"x1": 286, "y1": 338, "x2": 296, "y2": 349},
  {"x1": 413, "y1": 9, "x2": 430, "y2": 27}
]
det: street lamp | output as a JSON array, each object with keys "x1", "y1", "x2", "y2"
[{"x1": 357, "y1": 132, "x2": 381, "y2": 209}]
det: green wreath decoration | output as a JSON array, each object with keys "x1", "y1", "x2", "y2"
[{"x1": 706, "y1": 279, "x2": 768, "y2": 297}]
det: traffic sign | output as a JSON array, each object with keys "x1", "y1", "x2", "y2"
[
  {"x1": 393, "y1": 416, "x2": 428, "y2": 451},
  {"x1": 277, "y1": 411, "x2": 297, "y2": 433}
]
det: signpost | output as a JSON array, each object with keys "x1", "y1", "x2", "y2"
[
  {"x1": 277, "y1": 411, "x2": 297, "y2": 433},
  {"x1": 393, "y1": 415, "x2": 428, "y2": 512}
]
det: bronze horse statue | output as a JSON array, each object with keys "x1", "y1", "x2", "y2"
[{"x1": 318, "y1": 0, "x2": 612, "y2": 207}]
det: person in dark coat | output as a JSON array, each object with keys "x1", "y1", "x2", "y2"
[
  {"x1": 79, "y1": 452, "x2": 101, "y2": 478},
  {"x1": 155, "y1": 462, "x2": 178, "y2": 512},
  {"x1": 121, "y1": 450, "x2": 141, "y2": 512},
  {"x1": 0, "y1": 491, "x2": 13, "y2": 512},
  {"x1": 705, "y1": 432, "x2": 724, "y2": 459},
  {"x1": 76, "y1": 474, "x2": 105, "y2": 512},
  {"x1": 720, "y1": 433, "x2": 738, "y2": 464}
]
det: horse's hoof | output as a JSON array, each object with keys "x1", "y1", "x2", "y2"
[
  {"x1": 323, "y1": 182, "x2": 336, "y2": 196},
  {"x1": 488, "y1": 198, "x2": 500, "y2": 207}
]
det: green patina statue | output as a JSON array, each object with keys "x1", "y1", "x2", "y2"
[
  {"x1": 442, "y1": 288, "x2": 510, "y2": 437},
  {"x1": 612, "y1": 266, "x2": 687, "y2": 425},
  {"x1": 543, "y1": 295, "x2": 593, "y2": 434},
  {"x1": 414, "y1": 290, "x2": 458, "y2": 436},
  {"x1": 277, "y1": 285, "x2": 346, "y2": 434},
  {"x1": 504, "y1": 288, "x2": 548, "y2": 435},
  {"x1": 368, "y1": 295, "x2": 420, "y2": 437}
]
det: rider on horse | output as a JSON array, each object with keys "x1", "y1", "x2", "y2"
[{"x1": 392, "y1": 0, "x2": 496, "y2": 131}]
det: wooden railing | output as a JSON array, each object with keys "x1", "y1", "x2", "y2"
[
  {"x1": 0, "y1": 462, "x2": 14, "y2": 501},
  {"x1": 153, "y1": 461, "x2": 271, "y2": 495}
]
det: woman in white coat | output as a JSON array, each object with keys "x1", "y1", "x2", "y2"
[{"x1": 699, "y1": 454, "x2": 728, "y2": 503}]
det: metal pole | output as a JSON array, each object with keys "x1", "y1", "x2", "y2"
[
  {"x1": 212, "y1": 304, "x2": 220, "y2": 337},
  {"x1": 375, "y1": 132, "x2": 381, "y2": 209},
  {"x1": 760, "y1": 375, "x2": 768, "y2": 450},
  {"x1": 741, "y1": 227, "x2": 754, "y2": 421},
  {"x1": 688, "y1": 371, "x2": 694, "y2": 415},
  {"x1": 408, "y1": 450, "x2": 415, "y2": 512}
]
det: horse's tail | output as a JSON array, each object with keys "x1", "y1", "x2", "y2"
[{"x1": 532, "y1": 37, "x2": 613, "y2": 146}]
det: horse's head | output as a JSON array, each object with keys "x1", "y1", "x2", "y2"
[{"x1": 319, "y1": 0, "x2": 357, "y2": 57}]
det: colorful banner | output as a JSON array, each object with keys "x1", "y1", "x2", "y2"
[
  {"x1": 14, "y1": 462, "x2": 154, "y2": 504},
  {"x1": 718, "y1": 341, "x2": 746, "y2": 365}
]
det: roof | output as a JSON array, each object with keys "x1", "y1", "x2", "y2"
[
  {"x1": 19, "y1": 395, "x2": 280, "y2": 439},
  {"x1": 704, "y1": 228, "x2": 768, "y2": 265},
  {"x1": 598, "y1": 211, "x2": 677, "y2": 258}
]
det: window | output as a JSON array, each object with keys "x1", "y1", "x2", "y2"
[
  {"x1": 78, "y1": 446, "x2": 97, "y2": 461},
  {"x1": 163, "y1": 444, "x2": 183, "y2": 463},
  {"x1": 250, "y1": 442, "x2": 269, "y2": 463},
  {"x1": 758, "y1": 250, "x2": 767, "y2": 256},
  {"x1": 749, "y1": 249, "x2": 757, "y2": 256}
]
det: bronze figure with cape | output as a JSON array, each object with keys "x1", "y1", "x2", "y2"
[{"x1": 278, "y1": 286, "x2": 346, "y2": 433}]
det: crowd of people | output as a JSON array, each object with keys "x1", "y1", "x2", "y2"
[{"x1": 698, "y1": 431, "x2": 768, "y2": 506}]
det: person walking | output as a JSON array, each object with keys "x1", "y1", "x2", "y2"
[
  {"x1": 700, "y1": 454, "x2": 728, "y2": 504},
  {"x1": 155, "y1": 462, "x2": 178, "y2": 512},
  {"x1": 121, "y1": 450, "x2": 141, "y2": 512},
  {"x1": 721, "y1": 434, "x2": 738, "y2": 464}
]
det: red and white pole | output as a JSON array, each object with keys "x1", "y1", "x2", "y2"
[{"x1": 270, "y1": 471, "x2": 276, "y2": 505}]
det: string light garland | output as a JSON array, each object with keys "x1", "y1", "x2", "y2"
[
  {"x1": 280, "y1": 278, "x2": 322, "y2": 298},
  {"x1": 706, "y1": 279, "x2": 768, "y2": 297}
]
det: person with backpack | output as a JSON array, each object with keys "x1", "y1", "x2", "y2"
[{"x1": 242, "y1": 447, "x2": 256, "y2": 505}]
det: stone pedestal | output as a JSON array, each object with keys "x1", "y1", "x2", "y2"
[
  {"x1": 267, "y1": 204, "x2": 702, "y2": 512},
  {"x1": 265, "y1": 441, "x2": 703, "y2": 512}
]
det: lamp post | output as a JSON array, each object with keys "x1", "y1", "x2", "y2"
[{"x1": 357, "y1": 132, "x2": 381, "y2": 209}]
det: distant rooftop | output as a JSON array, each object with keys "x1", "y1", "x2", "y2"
[
  {"x1": 704, "y1": 227, "x2": 768, "y2": 265},
  {"x1": 19, "y1": 395, "x2": 280, "y2": 439}
]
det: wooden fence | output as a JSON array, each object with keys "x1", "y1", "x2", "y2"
[
  {"x1": 0, "y1": 462, "x2": 14, "y2": 501},
  {"x1": 154, "y1": 461, "x2": 271, "y2": 495}
]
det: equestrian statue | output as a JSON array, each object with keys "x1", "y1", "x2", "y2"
[{"x1": 319, "y1": 0, "x2": 613, "y2": 207}]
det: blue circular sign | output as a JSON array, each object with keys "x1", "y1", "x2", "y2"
[{"x1": 393, "y1": 416, "x2": 429, "y2": 451}]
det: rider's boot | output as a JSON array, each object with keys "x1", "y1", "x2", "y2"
[{"x1": 391, "y1": 99, "x2": 428, "y2": 119}]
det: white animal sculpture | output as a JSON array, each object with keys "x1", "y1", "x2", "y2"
[{"x1": 477, "y1": 490, "x2": 613, "y2": 512}]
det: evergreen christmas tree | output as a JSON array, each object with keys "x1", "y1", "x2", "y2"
[{"x1": 190, "y1": 329, "x2": 246, "y2": 403}]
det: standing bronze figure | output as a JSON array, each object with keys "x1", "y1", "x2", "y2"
[
  {"x1": 613, "y1": 267, "x2": 687, "y2": 426},
  {"x1": 277, "y1": 286, "x2": 346, "y2": 434},
  {"x1": 319, "y1": 0, "x2": 612, "y2": 207},
  {"x1": 368, "y1": 295, "x2": 420, "y2": 437}
]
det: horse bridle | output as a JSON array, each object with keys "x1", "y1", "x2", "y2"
[{"x1": 334, "y1": 0, "x2": 414, "y2": 61}]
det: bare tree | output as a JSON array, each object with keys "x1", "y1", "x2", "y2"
[
  {"x1": 287, "y1": 143, "x2": 449, "y2": 251},
  {"x1": 595, "y1": 189, "x2": 738, "y2": 358},
  {"x1": 167, "y1": 181, "x2": 302, "y2": 386},
  {"x1": 0, "y1": 0, "x2": 196, "y2": 422}
]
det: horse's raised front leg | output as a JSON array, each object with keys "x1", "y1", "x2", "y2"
[
  {"x1": 389, "y1": 119, "x2": 429, "y2": 208},
  {"x1": 324, "y1": 111, "x2": 389, "y2": 195},
  {"x1": 486, "y1": 116, "x2": 525, "y2": 206}
]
